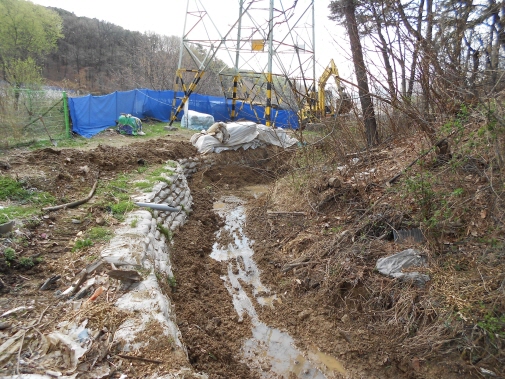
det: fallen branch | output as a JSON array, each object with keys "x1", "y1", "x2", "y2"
[
  {"x1": 36, "y1": 305, "x2": 50, "y2": 325},
  {"x1": 40, "y1": 275, "x2": 60, "y2": 291},
  {"x1": 281, "y1": 256, "x2": 316, "y2": 273},
  {"x1": 74, "y1": 277, "x2": 96, "y2": 300},
  {"x1": 117, "y1": 354, "x2": 162, "y2": 364},
  {"x1": 42, "y1": 179, "x2": 98, "y2": 212},
  {"x1": 16, "y1": 331, "x2": 26, "y2": 375},
  {"x1": 345, "y1": 147, "x2": 380, "y2": 158},
  {"x1": 281, "y1": 261, "x2": 316, "y2": 273},
  {"x1": 59, "y1": 269, "x2": 87, "y2": 298},
  {"x1": 386, "y1": 148, "x2": 434, "y2": 185},
  {"x1": 267, "y1": 211, "x2": 307, "y2": 216}
]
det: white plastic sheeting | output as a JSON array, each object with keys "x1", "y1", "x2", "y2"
[
  {"x1": 376, "y1": 248, "x2": 430, "y2": 286},
  {"x1": 2, "y1": 375, "x2": 77, "y2": 379},
  {"x1": 181, "y1": 110, "x2": 215, "y2": 130},
  {"x1": 256, "y1": 124, "x2": 298, "y2": 147},
  {"x1": 45, "y1": 321, "x2": 91, "y2": 372},
  {"x1": 190, "y1": 121, "x2": 298, "y2": 154}
]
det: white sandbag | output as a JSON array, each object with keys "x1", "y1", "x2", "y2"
[
  {"x1": 191, "y1": 134, "x2": 222, "y2": 154},
  {"x1": 192, "y1": 121, "x2": 259, "y2": 154},
  {"x1": 181, "y1": 110, "x2": 215, "y2": 130},
  {"x1": 206, "y1": 122, "x2": 230, "y2": 143},
  {"x1": 223, "y1": 122, "x2": 258, "y2": 145},
  {"x1": 214, "y1": 138, "x2": 264, "y2": 153},
  {"x1": 190, "y1": 121, "x2": 299, "y2": 154}
]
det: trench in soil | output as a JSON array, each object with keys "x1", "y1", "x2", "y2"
[{"x1": 175, "y1": 184, "x2": 346, "y2": 378}]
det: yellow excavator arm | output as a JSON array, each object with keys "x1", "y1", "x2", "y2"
[
  {"x1": 317, "y1": 59, "x2": 351, "y2": 116},
  {"x1": 298, "y1": 59, "x2": 351, "y2": 127}
]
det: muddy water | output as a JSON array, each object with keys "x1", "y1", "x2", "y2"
[{"x1": 212, "y1": 194, "x2": 346, "y2": 378}]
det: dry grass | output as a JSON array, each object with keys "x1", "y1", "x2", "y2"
[
  {"x1": 62, "y1": 297, "x2": 132, "y2": 332},
  {"x1": 264, "y1": 94, "x2": 505, "y2": 374}
]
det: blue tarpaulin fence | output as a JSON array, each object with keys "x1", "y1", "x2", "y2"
[{"x1": 68, "y1": 89, "x2": 299, "y2": 138}]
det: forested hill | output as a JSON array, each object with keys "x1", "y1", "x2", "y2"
[{"x1": 43, "y1": 7, "x2": 225, "y2": 95}]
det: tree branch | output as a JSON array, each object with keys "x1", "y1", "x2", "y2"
[{"x1": 42, "y1": 179, "x2": 98, "y2": 212}]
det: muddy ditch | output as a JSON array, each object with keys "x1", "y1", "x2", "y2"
[
  {"x1": 170, "y1": 147, "x2": 486, "y2": 379},
  {"x1": 0, "y1": 137, "x2": 495, "y2": 379},
  {"x1": 171, "y1": 182, "x2": 347, "y2": 378},
  {"x1": 3, "y1": 142, "x2": 333, "y2": 379}
]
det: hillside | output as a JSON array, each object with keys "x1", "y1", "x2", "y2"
[{"x1": 42, "y1": 7, "x2": 226, "y2": 96}]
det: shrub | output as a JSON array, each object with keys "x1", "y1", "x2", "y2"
[
  {"x1": 72, "y1": 238, "x2": 93, "y2": 252},
  {"x1": 3, "y1": 247, "x2": 16, "y2": 261}
]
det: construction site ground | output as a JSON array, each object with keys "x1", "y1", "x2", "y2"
[{"x1": 0, "y1": 125, "x2": 503, "y2": 379}]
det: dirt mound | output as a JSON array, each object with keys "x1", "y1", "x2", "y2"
[
  {"x1": 17, "y1": 139, "x2": 196, "y2": 171},
  {"x1": 1, "y1": 139, "x2": 196, "y2": 201},
  {"x1": 198, "y1": 164, "x2": 270, "y2": 189}
]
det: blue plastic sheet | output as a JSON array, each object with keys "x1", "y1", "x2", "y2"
[{"x1": 68, "y1": 89, "x2": 298, "y2": 138}]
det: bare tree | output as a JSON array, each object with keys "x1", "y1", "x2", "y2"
[{"x1": 330, "y1": 0, "x2": 379, "y2": 147}]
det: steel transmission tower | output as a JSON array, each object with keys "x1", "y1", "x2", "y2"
[{"x1": 169, "y1": 0, "x2": 316, "y2": 128}]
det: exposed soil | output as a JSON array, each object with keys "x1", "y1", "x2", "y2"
[
  {"x1": 1, "y1": 128, "x2": 503, "y2": 378},
  {"x1": 168, "y1": 157, "x2": 282, "y2": 378},
  {"x1": 3, "y1": 137, "x2": 196, "y2": 199},
  {"x1": 0, "y1": 136, "x2": 196, "y2": 280},
  {"x1": 170, "y1": 186, "x2": 257, "y2": 378},
  {"x1": 0, "y1": 136, "x2": 198, "y2": 377}
]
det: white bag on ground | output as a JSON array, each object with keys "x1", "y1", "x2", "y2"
[
  {"x1": 206, "y1": 122, "x2": 230, "y2": 143},
  {"x1": 191, "y1": 121, "x2": 259, "y2": 154},
  {"x1": 222, "y1": 121, "x2": 258, "y2": 145},
  {"x1": 376, "y1": 248, "x2": 430, "y2": 286},
  {"x1": 190, "y1": 121, "x2": 299, "y2": 154},
  {"x1": 181, "y1": 110, "x2": 215, "y2": 130},
  {"x1": 256, "y1": 124, "x2": 298, "y2": 148}
]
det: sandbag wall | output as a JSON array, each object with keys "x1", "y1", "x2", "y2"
[
  {"x1": 179, "y1": 156, "x2": 215, "y2": 178},
  {"x1": 99, "y1": 160, "x2": 206, "y2": 379}
]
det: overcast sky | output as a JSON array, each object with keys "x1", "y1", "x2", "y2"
[{"x1": 30, "y1": 0, "x2": 353, "y2": 80}]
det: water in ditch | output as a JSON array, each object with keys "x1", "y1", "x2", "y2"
[{"x1": 211, "y1": 193, "x2": 346, "y2": 378}]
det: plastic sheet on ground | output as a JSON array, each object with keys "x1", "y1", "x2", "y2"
[
  {"x1": 24, "y1": 320, "x2": 92, "y2": 373},
  {"x1": 113, "y1": 273, "x2": 184, "y2": 351},
  {"x1": 181, "y1": 110, "x2": 215, "y2": 130},
  {"x1": 190, "y1": 121, "x2": 298, "y2": 154},
  {"x1": 0, "y1": 320, "x2": 92, "y2": 378},
  {"x1": 376, "y1": 248, "x2": 430, "y2": 286}
]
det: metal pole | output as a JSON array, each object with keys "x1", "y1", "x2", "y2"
[
  {"x1": 178, "y1": 0, "x2": 190, "y2": 71},
  {"x1": 232, "y1": 0, "x2": 244, "y2": 121},
  {"x1": 171, "y1": 0, "x2": 190, "y2": 123},
  {"x1": 312, "y1": 0, "x2": 316, "y2": 98},
  {"x1": 235, "y1": 0, "x2": 243, "y2": 71},
  {"x1": 266, "y1": 0, "x2": 274, "y2": 127},
  {"x1": 62, "y1": 91, "x2": 70, "y2": 138},
  {"x1": 170, "y1": 1, "x2": 255, "y2": 125}
]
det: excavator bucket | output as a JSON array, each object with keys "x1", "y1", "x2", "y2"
[{"x1": 337, "y1": 92, "x2": 352, "y2": 115}]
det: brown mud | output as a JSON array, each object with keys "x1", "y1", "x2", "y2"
[{"x1": 0, "y1": 134, "x2": 500, "y2": 378}]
